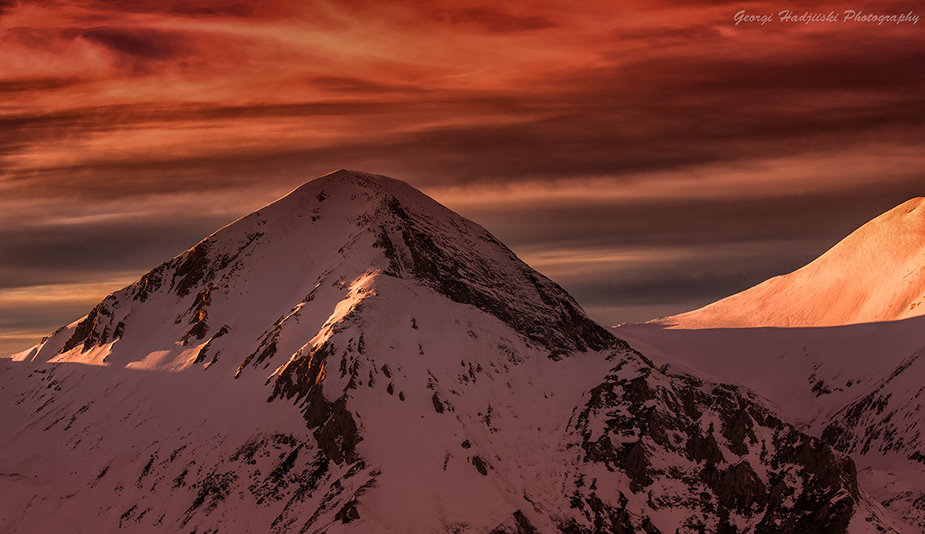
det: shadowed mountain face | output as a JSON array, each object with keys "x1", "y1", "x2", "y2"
[
  {"x1": 0, "y1": 171, "x2": 893, "y2": 533},
  {"x1": 617, "y1": 198, "x2": 925, "y2": 532}
]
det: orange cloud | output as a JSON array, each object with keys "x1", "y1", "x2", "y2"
[{"x1": 0, "y1": 0, "x2": 922, "y2": 351}]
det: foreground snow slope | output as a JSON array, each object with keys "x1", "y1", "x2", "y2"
[
  {"x1": 617, "y1": 197, "x2": 925, "y2": 531},
  {"x1": 1, "y1": 171, "x2": 894, "y2": 533}
]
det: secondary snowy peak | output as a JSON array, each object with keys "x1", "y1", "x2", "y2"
[{"x1": 665, "y1": 197, "x2": 925, "y2": 328}]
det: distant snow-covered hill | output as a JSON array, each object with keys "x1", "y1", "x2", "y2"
[
  {"x1": 0, "y1": 170, "x2": 892, "y2": 533},
  {"x1": 668, "y1": 197, "x2": 925, "y2": 329},
  {"x1": 617, "y1": 197, "x2": 925, "y2": 531}
]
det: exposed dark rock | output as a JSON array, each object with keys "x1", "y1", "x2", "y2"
[
  {"x1": 183, "y1": 470, "x2": 238, "y2": 525},
  {"x1": 172, "y1": 469, "x2": 188, "y2": 488},
  {"x1": 586, "y1": 435, "x2": 618, "y2": 466},
  {"x1": 432, "y1": 392, "x2": 445, "y2": 414},
  {"x1": 171, "y1": 240, "x2": 212, "y2": 297},
  {"x1": 181, "y1": 321, "x2": 209, "y2": 346},
  {"x1": 113, "y1": 321, "x2": 126, "y2": 340},
  {"x1": 133, "y1": 268, "x2": 164, "y2": 302},
  {"x1": 266, "y1": 444, "x2": 301, "y2": 488},
  {"x1": 489, "y1": 510, "x2": 538, "y2": 534},
  {"x1": 712, "y1": 461, "x2": 767, "y2": 512},
  {"x1": 641, "y1": 516, "x2": 662, "y2": 534},
  {"x1": 812, "y1": 380, "x2": 832, "y2": 397},
  {"x1": 95, "y1": 464, "x2": 110, "y2": 481},
  {"x1": 721, "y1": 407, "x2": 757, "y2": 457},
  {"x1": 119, "y1": 505, "x2": 138, "y2": 528},
  {"x1": 270, "y1": 342, "x2": 360, "y2": 465},
  {"x1": 562, "y1": 492, "x2": 636, "y2": 534},
  {"x1": 623, "y1": 440, "x2": 653, "y2": 491},
  {"x1": 137, "y1": 454, "x2": 156, "y2": 487},
  {"x1": 686, "y1": 431, "x2": 725, "y2": 465},
  {"x1": 472, "y1": 455, "x2": 490, "y2": 476},
  {"x1": 311, "y1": 395, "x2": 360, "y2": 465},
  {"x1": 60, "y1": 301, "x2": 113, "y2": 353},
  {"x1": 172, "y1": 241, "x2": 212, "y2": 298},
  {"x1": 236, "y1": 328, "x2": 280, "y2": 377},
  {"x1": 181, "y1": 285, "x2": 212, "y2": 345},
  {"x1": 334, "y1": 499, "x2": 360, "y2": 524},
  {"x1": 194, "y1": 325, "x2": 229, "y2": 364}
]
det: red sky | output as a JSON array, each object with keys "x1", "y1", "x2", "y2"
[{"x1": 1, "y1": 0, "x2": 923, "y2": 354}]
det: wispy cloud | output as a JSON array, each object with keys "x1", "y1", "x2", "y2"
[{"x1": 1, "y1": 0, "x2": 922, "y2": 351}]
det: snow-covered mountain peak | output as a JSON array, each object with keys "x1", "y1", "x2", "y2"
[
  {"x1": 663, "y1": 197, "x2": 925, "y2": 329},
  {"x1": 1, "y1": 171, "x2": 894, "y2": 533},
  {"x1": 15, "y1": 169, "x2": 616, "y2": 370},
  {"x1": 268, "y1": 169, "x2": 422, "y2": 215}
]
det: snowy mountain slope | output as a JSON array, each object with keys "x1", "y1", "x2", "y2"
[
  {"x1": 615, "y1": 318, "x2": 925, "y2": 437},
  {"x1": 668, "y1": 197, "x2": 925, "y2": 328},
  {"x1": 820, "y1": 341, "x2": 925, "y2": 530},
  {"x1": 615, "y1": 197, "x2": 925, "y2": 530},
  {"x1": 615, "y1": 318, "x2": 925, "y2": 529},
  {"x1": 1, "y1": 170, "x2": 895, "y2": 533}
]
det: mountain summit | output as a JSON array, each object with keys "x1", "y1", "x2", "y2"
[
  {"x1": 1, "y1": 171, "x2": 893, "y2": 533},
  {"x1": 20, "y1": 169, "x2": 613, "y2": 368}
]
